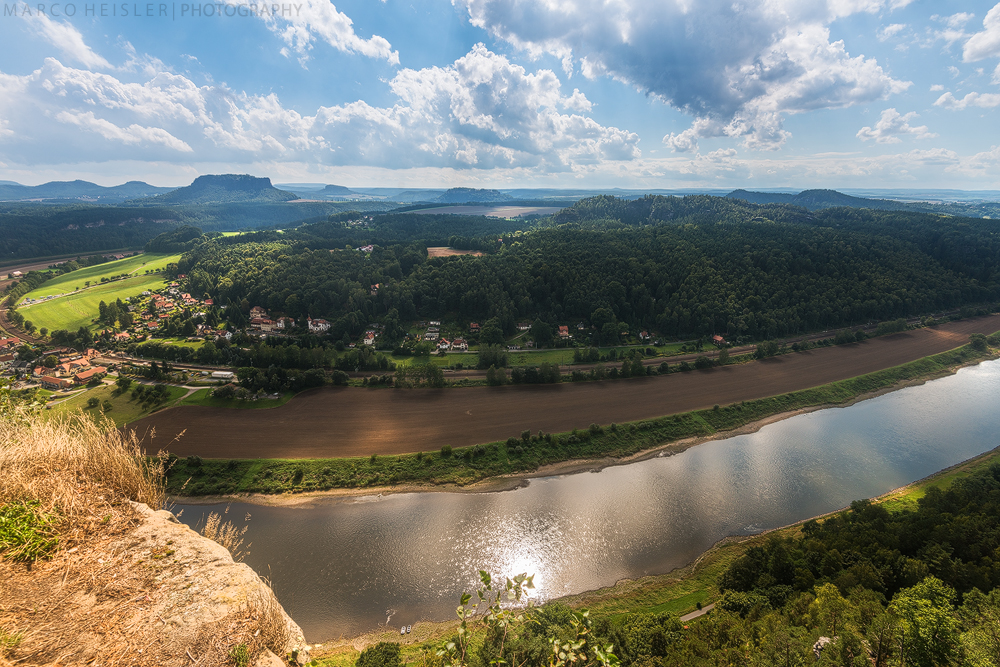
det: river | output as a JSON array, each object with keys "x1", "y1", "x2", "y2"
[{"x1": 176, "y1": 359, "x2": 1000, "y2": 642}]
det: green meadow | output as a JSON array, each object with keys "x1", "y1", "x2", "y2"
[
  {"x1": 19, "y1": 273, "x2": 169, "y2": 333},
  {"x1": 23, "y1": 252, "x2": 181, "y2": 299}
]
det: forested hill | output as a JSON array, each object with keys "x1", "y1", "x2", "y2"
[
  {"x1": 132, "y1": 174, "x2": 298, "y2": 205},
  {"x1": 727, "y1": 188, "x2": 1000, "y2": 218},
  {"x1": 0, "y1": 179, "x2": 172, "y2": 203},
  {"x1": 174, "y1": 195, "x2": 1000, "y2": 345}
]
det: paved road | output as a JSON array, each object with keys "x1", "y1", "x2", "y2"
[
  {"x1": 131, "y1": 315, "x2": 1000, "y2": 459},
  {"x1": 679, "y1": 603, "x2": 715, "y2": 622}
]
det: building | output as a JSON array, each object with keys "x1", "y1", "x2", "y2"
[
  {"x1": 211, "y1": 371, "x2": 235, "y2": 380},
  {"x1": 438, "y1": 339, "x2": 451, "y2": 350},
  {"x1": 452, "y1": 338, "x2": 468, "y2": 351},
  {"x1": 0, "y1": 337, "x2": 20, "y2": 349},
  {"x1": 74, "y1": 367, "x2": 107, "y2": 384},
  {"x1": 469, "y1": 322, "x2": 480, "y2": 333},
  {"x1": 307, "y1": 318, "x2": 331, "y2": 333},
  {"x1": 712, "y1": 335, "x2": 726, "y2": 345},
  {"x1": 40, "y1": 376, "x2": 74, "y2": 390},
  {"x1": 250, "y1": 306, "x2": 268, "y2": 319},
  {"x1": 517, "y1": 322, "x2": 531, "y2": 331},
  {"x1": 0, "y1": 353, "x2": 15, "y2": 367},
  {"x1": 364, "y1": 332, "x2": 376, "y2": 346},
  {"x1": 558, "y1": 325, "x2": 570, "y2": 338}
]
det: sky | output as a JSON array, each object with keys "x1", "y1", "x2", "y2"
[{"x1": 0, "y1": 0, "x2": 999, "y2": 189}]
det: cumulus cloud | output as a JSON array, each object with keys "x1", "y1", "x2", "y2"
[
  {"x1": 259, "y1": 0, "x2": 398, "y2": 65},
  {"x1": 963, "y1": 3, "x2": 1000, "y2": 62},
  {"x1": 0, "y1": 48, "x2": 637, "y2": 171},
  {"x1": 454, "y1": 0, "x2": 911, "y2": 152},
  {"x1": 23, "y1": 12, "x2": 111, "y2": 69},
  {"x1": 856, "y1": 108, "x2": 937, "y2": 143},
  {"x1": 934, "y1": 91, "x2": 1000, "y2": 109}
]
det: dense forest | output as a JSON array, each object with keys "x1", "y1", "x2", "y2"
[
  {"x1": 173, "y1": 195, "x2": 1000, "y2": 344},
  {"x1": 443, "y1": 462, "x2": 1000, "y2": 667},
  {"x1": 0, "y1": 201, "x2": 394, "y2": 260}
]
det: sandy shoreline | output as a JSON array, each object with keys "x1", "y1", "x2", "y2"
[{"x1": 169, "y1": 354, "x2": 988, "y2": 508}]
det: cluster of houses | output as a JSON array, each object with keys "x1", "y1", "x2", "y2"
[
  {"x1": 246, "y1": 305, "x2": 331, "y2": 336},
  {"x1": 32, "y1": 348, "x2": 108, "y2": 391}
]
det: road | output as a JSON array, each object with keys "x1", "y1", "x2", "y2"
[{"x1": 130, "y1": 314, "x2": 1000, "y2": 459}]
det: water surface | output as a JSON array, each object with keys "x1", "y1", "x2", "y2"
[{"x1": 177, "y1": 360, "x2": 1000, "y2": 641}]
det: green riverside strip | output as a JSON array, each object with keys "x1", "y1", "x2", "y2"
[{"x1": 165, "y1": 341, "x2": 996, "y2": 497}]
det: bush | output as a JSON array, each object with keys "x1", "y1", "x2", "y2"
[
  {"x1": 694, "y1": 355, "x2": 713, "y2": 369},
  {"x1": 356, "y1": 642, "x2": 401, "y2": 667},
  {"x1": 440, "y1": 445, "x2": 452, "y2": 457},
  {"x1": 970, "y1": 333, "x2": 988, "y2": 351},
  {"x1": 86, "y1": 397, "x2": 100, "y2": 409}
]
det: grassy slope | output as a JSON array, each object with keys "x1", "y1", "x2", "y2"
[
  {"x1": 19, "y1": 273, "x2": 169, "y2": 332},
  {"x1": 165, "y1": 340, "x2": 996, "y2": 497},
  {"x1": 24, "y1": 253, "x2": 180, "y2": 299},
  {"x1": 47, "y1": 383, "x2": 188, "y2": 428}
]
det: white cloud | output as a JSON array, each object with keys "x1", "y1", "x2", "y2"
[
  {"x1": 23, "y1": 12, "x2": 111, "y2": 70},
  {"x1": 964, "y1": 3, "x2": 1000, "y2": 63},
  {"x1": 856, "y1": 108, "x2": 937, "y2": 143},
  {"x1": 934, "y1": 91, "x2": 1000, "y2": 109},
  {"x1": 930, "y1": 84, "x2": 945, "y2": 91},
  {"x1": 0, "y1": 49, "x2": 637, "y2": 171},
  {"x1": 454, "y1": 0, "x2": 911, "y2": 152},
  {"x1": 55, "y1": 110, "x2": 193, "y2": 152},
  {"x1": 259, "y1": 0, "x2": 398, "y2": 65},
  {"x1": 877, "y1": 23, "x2": 907, "y2": 41}
]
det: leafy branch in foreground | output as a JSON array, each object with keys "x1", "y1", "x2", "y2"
[{"x1": 438, "y1": 571, "x2": 618, "y2": 667}]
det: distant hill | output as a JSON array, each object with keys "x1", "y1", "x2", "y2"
[
  {"x1": 434, "y1": 188, "x2": 513, "y2": 204},
  {"x1": 726, "y1": 189, "x2": 912, "y2": 212},
  {"x1": 135, "y1": 174, "x2": 298, "y2": 205},
  {"x1": 280, "y1": 183, "x2": 358, "y2": 200},
  {"x1": 0, "y1": 179, "x2": 173, "y2": 203}
]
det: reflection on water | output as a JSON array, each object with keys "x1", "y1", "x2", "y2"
[{"x1": 176, "y1": 360, "x2": 1000, "y2": 642}]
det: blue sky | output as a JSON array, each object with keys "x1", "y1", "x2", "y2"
[{"x1": 0, "y1": 0, "x2": 999, "y2": 189}]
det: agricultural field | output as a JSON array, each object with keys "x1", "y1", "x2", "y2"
[
  {"x1": 18, "y1": 273, "x2": 168, "y2": 333},
  {"x1": 22, "y1": 252, "x2": 180, "y2": 299}
]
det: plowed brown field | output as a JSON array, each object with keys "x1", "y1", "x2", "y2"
[{"x1": 133, "y1": 315, "x2": 1000, "y2": 459}]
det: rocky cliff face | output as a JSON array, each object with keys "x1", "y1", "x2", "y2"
[{"x1": 0, "y1": 501, "x2": 309, "y2": 666}]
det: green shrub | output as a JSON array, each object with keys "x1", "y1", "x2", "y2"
[
  {"x1": 356, "y1": 642, "x2": 401, "y2": 667},
  {"x1": 440, "y1": 445, "x2": 452, "y2": 457},
  {"x1": 0, "y1": 500, "x2": 60, "y2": 562}
]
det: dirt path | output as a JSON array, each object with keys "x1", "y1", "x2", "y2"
[{"x1": 132, "y1": 315, "x2": 1000, "y2": 459}]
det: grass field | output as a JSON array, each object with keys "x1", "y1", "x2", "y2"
[
  {"x1": 393, "y1": 344, "x2": 689, "y2": 369},
  {"x1": 19, "y1": 273, "x2": 169, "y2": 333},
  {"x1": 23, "y1": 252, "x2": 181, "y2": 299},
  {"x1": 47, "y1": 382, "x2": 188, "y2": 428},
  {"x1": 179, "y1": 388, "x2": 296, "y2": 409}
]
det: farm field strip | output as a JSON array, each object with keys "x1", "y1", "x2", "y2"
[
  {"x1": 21, "y1": 252, "x2": 180, "y2": 299},
  {"x1": 133, "y1": 314, "x2": 1000, "y2": 460},
  {"x1": 19, "y1": 273, "x2": 168, "y2": 332}
]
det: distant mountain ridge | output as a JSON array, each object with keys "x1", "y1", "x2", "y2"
[
  {"x1": 134, "y1": 174, "x2": 298, "y2": 205},
  {"x1": 0, "y1": 179, "x2": 173, "y2": 202},
  {"x1": 434, "y1": 187, "x2": 513, "y2": 204},
  {"x1": 727, "y1": 189, "x2": 915, "y2": 211}
]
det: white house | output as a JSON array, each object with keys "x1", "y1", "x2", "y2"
[{"x1": 308, "y1": 318, "x2": 331, "y2": 333}]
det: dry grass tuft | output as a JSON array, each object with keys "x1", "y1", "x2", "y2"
[
  {"x1": 201, "y1": 507, "x2": 251, "y2": 562},
  {"x1": 0, "y1": 407, "x2": 165, "y2": 522}
]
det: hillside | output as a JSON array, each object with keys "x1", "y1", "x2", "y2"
[
  {"x1": 434, "y1": 187, "x2": 513, "y2": 204},
  {"x1": 135, "y1": 174, "x2": 298, "y2": 205},
  {"x1": 727, "y1": 188, "x2": 1000, "y2": 217},
  {"x1": 0, "y1": 179, "x2": 173, "y2": 203}
]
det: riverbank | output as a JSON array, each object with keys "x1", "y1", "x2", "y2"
[{"x1": 165, "y1": 336, "x2": 999, "y2": 500}]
